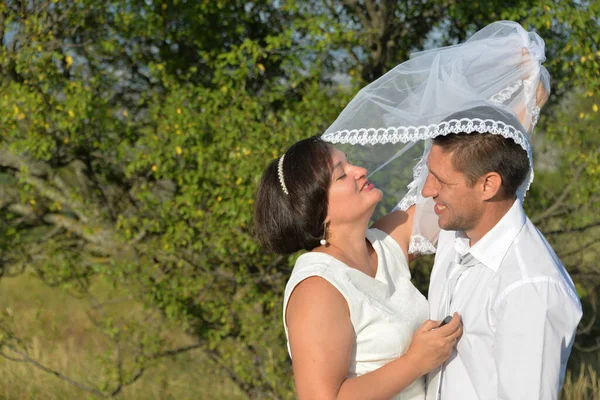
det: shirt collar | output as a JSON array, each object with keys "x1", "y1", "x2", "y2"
[{"x1": 454, "y1": 199, "x2": 527, "y2": 272}]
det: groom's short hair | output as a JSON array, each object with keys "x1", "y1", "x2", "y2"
[
  {"x1": 433, "y1": 105, "x2": 531, "y2": 198},
  {"x1": 433, "y1": 132, "x2": 529, "y2": 198}
]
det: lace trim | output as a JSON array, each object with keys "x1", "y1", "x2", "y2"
[
  {"x1": 530, "y1": 105, "x2": 540, "y2": 128},
  {"x1": 489, "y1": 80, "x2": 523, "y2": 106},
  {"x1": 523, "y1": 75, "x2": 541, "y2": 130},
  {"x1": 322, "y1": 118, "x2": 529, "y2": 152},
  {"x1": 397, "y1": 187, "x2": 418, "y2": 212},
  {"x1": 408, "y1": 234, "x2": 436, "y2": 255},
  {"x1": 396, "y1": 156, "x2": 427, "y2": 211},
  {"x1": 523, "y1": 75, "x2": 536, "y2": 98}
]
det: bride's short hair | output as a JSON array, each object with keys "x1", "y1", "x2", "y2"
[{"x1": 254, "y1": 136, "x2": 332, "y2": 254}]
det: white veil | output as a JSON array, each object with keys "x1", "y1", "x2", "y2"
[{"x1": 321, "y1": 21, "x2": 550, "y2": 254}]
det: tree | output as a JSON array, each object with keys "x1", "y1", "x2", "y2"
[{"x1": 1, "y1": 0, "x2": 598, "y2": 397}]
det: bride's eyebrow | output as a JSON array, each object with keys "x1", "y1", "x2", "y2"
[
  {"x1": 332, "y1": 152, "x2": 348, "y2": 172},
  {"x1": 333, "y1": 162, "x2": 344, "y2": 173},
  {"x1": 333, "y1": 158, "x2": 345, "y2": 169}
]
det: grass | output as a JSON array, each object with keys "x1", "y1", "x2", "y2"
[
  {"x1": 561, "y1": 363, "x2": 600, "y2": 400},
  {"x1": 0, "y1": 271, "x2": 597, "y2": 399},
  {"x1": 0, "y1": 272, "x2": 246, "y2": 400}
]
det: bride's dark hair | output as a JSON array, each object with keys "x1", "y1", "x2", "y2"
[{"x1": 254, "y1": 136, "x2": 332, "y2": 254}]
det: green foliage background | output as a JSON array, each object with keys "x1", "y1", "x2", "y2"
[{"x1": 0, "y1": 0, "x2": 599, "y2": 398}]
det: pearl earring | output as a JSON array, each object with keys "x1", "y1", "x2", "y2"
[{"x1": 320, "y1": 221, "x2": 327, "y2": 246}]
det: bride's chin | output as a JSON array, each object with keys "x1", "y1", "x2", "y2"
[
  {"x1": 375, "y1": 191, "x2": 384, "y2": 204},
  {"x1": 367, "y1": 197, "x2": 382, "y2": 215},
  {"x1": 371, "y1": 187, "x2": 383, "y2": 200}
]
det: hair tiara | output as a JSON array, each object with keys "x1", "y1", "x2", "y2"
[{"x1": 277, "y1": 154, "x2": 289, "y2": 195}]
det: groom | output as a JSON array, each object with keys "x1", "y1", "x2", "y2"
[{"x1": 422, "y1": 112, "x2": 582, "y2": 399}]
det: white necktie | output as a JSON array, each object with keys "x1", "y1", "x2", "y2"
[{"x1": 426, "y1": 253, "x2": 479, "y2": 400}]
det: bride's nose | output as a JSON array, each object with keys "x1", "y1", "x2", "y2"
[{"x1": 351, "y1": 164, "x2": 368, "y2": 179}]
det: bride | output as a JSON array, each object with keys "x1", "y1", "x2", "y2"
[
  {"x1": 254, "y1": 20, "x2": 550, "y2": 400},
  {"x1": 254, "y1": 135, "x2": 461, "y2": 399}
]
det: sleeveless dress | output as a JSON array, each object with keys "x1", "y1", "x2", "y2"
[{"x1": 283, "y1": 228, "x2": 429, "y2": 400}]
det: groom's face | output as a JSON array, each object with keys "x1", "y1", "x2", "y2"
[{"x1": 422, "y1": 144, "x2": 485, "y2": 233}]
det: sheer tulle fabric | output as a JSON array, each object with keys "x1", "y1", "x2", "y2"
[{"x1": 321, "y1": 21, "x2": 550, "y2": 254}]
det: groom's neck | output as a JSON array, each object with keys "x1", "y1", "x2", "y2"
[{"x1": 466, "y1": 196, "x2": 516, "y2": 246}]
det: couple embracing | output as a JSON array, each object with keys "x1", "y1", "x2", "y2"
[{"x1": 254, "y1": 21, "x2": 582, "y2": 400}]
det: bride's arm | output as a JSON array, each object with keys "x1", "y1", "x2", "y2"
[
  {"x1": 287, "y1": 275, "x2": 461, "y2": 400},
  {"x1": 371, "y1": 206, "x2": 416, "y2": 260}
]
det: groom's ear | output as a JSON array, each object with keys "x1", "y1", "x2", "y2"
[{"x1": 479, "y1": 172, "x2": 502, "y2": 201}]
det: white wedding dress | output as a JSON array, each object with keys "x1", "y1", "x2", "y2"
[{"x1": 283, "y1": 228, "x2": 429, "y2": 400}]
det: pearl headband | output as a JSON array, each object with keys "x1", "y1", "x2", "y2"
[{"x1": 277, "y1": 155, "x2": 289, "y2": 195}]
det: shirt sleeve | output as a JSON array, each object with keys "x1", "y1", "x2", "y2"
[{"x1": 492, "y1": 278, "x2": 581, "y2": 400}]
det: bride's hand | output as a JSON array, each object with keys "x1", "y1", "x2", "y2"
[{"x1": 404, "y1": 312, "x2": 463, "y2": 376}]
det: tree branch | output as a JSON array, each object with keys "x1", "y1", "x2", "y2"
[
  {"x1": 574, "y1": 338, "x2": 600, "y2": 353},
  {"x1": 545, "y1": 221, "x2": 600, "y2": 236},
  {"x1": 339, "y1": 0, "x2": 370, "y2": 28},
  {"x1": 560, "y1": 237, "x2": 600, "y2": 260},
  {"x1": 0, "y1": 148, "x2": 50, "y2": 176},
  {"x1": 42, "y1": 214, "x2": 114, "y2": 249},
  {"x1": 22, "y1": 174, "x2": 90, "y2": 224},
  {"x1": 531, "y1": 164, "x2": 585, "y2": 224},
  {"x1": 0, "y1": 344, "x2": 109, "y2": 398}
]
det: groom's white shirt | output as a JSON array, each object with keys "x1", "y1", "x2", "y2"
[{"x1": 425, "y1": 199, "x2": 582, "y2": 400}]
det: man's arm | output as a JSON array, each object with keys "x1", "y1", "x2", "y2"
[{"x1": 493, "y1": 279, "x2": 581, "y2": 399}]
